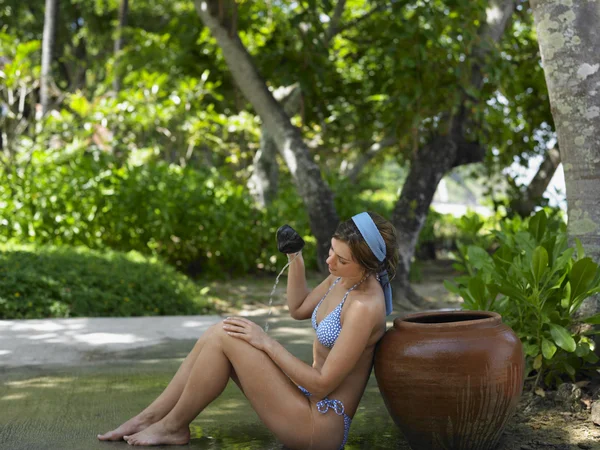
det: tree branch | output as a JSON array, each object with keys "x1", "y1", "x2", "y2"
[
  {"x1": 325, "y1": 0, "x2": 347, "y2": 44},
  {"x1": 510, "y1": 147, "x2": 561, "y2": 217},
  {"x1": 338, "y1": 4, "x2": 387, "y2": 34},
  {"x1": 340, "y1": 134, "x2": 398, "y2": 181}
]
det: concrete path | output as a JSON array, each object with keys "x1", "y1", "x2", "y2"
[{"x1": 0, "y1": 316, "x2": 223, "y2": 367}]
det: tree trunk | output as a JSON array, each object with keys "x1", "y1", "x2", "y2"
[
  {"x1": 41, "y1": 0, "x2": 58, "y2": 115},
  {"x1": 113, "y1": 0, "x2": 129, "y2": 94},
  {"x1": 510, "y1": 147, "x2": 561, "y2": 217},
  {"x1": 248, "y1": 83, "x2": 302, "y2": 207},
  {"x1": 194, "y1": 0, "x2": 339, "y2": 268},
  {"x1": 531, "y1": 0, "x2": 600, "y2": 322},
  {"x1": 392, "y1": 134, "x2": 461, "y2": 307},
  {"x1": 391, "y1": 0, "x2": 516, "y2": 307}
]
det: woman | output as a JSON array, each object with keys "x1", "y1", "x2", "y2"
[{"x1": 98, "y1": 211, "x2": 399, "y2": 448}]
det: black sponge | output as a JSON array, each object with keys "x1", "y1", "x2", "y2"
[{"x1": 276, "y1": 225, "x2": 305, "y2": 254}]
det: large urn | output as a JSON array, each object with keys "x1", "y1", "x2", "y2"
[{"x1": 374, "y1": 310, "x2": 524, "y2": 450}]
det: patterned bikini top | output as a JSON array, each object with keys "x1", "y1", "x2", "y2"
[{"x1": 311, "y1": 276, "x2": 367, "y2": 349}]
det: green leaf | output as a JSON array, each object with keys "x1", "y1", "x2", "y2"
[
  {"x1": 443, "y1": 280, "x2": 460, "y2": 294},
  {"x1": 468, "y1": 277, "x2": 486, "y2": 306},
  {"x1": 533, "y1": 354, "x2": 543, "y2": 370},
  {"x1": 561, "y1": 282, "x2": 571, "y2": 309},
  {"x1": 528, "y1": 210, "x2": 547, "y2": 242},
  {"x1": 467, "y1": 246, "x2": 494, "y2": 273},
  {"x1": 366, "y1": 94, "x2": 389, "y2": 102},
  {"x1": 563, "y1": 362, "x2": 576, "y2": 379},
  {"x1": 576, "y1": 238, "x2": 585, "y2": 260},
  {"x1": 583, "y1": 351, "x2": 599, "y2": 363},
  {"x1": 549, "y1": 324, "x2": 576, "y2": 352},
  {"x1": 514, "y1": 231, "x2": 536, "y2": 255},
  {"x1": 454, "y1": 275, "x2": 471, "y2": 286},
  {"x1": 496, "y1": 282, "x2": 527, "y2": 302},
  {"x1": 541, "y1": 235, "x2": 556, "y2": 266},
  {"x1": 531, "y1": 246, "x2": 548, "y2": 285},
  {"x1": 575, "y1": 342, "x2": 590, "y2": 357},
  {"x1": 583, "y1": 313, "x2": 600, "y2": 324},
  {"x1": 570, "y1": 257, "x2": 598, "y2": 300},
  {"x1": 541, "y1": 338, "x2": 557, "y2": 360},
  {"x1": 552, "y1": 248, "x2": 574, "y2": 273},
  {"x1": 523, "y1": 342, "x2": 540, "y2": 357}
]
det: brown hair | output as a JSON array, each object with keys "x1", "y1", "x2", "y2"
[{"x1": 333, "y1": 211, "x2": 399, "y2": 280}]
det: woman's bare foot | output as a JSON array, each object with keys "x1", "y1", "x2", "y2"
[
  {"x1": 97, "y1": 414, "x2": 156, "y2": 441},
  {"x1": 124, "y1": 420, "x2": 190, "y2": 446}
]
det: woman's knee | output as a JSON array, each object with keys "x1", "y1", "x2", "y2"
[{"x1": 195, "y1": 321, "x2": 225, "y2": 345}]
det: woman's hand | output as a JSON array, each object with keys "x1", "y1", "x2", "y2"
[{"x1": 222, "y1": 317, "x2": 271, "y2": 351}]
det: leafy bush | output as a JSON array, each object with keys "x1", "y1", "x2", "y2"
[
  {"x1": 0, "y1": 146, "x2": 403, "y2": 277},
  {"x1": 445, "y1": 210, "x2": 600, "y2": 388},
  {"x1": 0, "y1": 243, "x2": 217, "y2": 319},
  {"x1": 0, "y1": 148, "x2": 289, "y2": 276}
]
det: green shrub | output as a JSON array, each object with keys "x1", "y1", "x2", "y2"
[
  {"x1": 415, "y1": 210, "x2": 495, "y2": 262},
  {"x1": 0, "y1": 243, "x2": 217, "y2": 319},
  {"x1": 0, "y1": 148, "x2": 401, "y2": 277},
  {"x1": 445, "y1": 210, "x2": 600, "y2": 388},
  {"x1": 0, "y1": 149, "x2": 285, "y2": 276}
]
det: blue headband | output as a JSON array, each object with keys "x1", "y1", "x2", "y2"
[{"x1": 351, "y1": 212, "x2": 393, "y2": 315}]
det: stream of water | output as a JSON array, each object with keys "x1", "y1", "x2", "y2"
[{"x1": 264, "y1": 252, "x2": 300, "y2": 332}]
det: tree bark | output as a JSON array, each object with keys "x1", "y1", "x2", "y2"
[
  {"x1": 248, "y1": 83, "x2": 302, "y2": 207},
  {"x1": 392, "y1": 134, "x2": 461, "y2": 307},
  {"x1": 113, "y1": 0, "x2": 129, "y2": 94},
  {"x1": 194, "y1": 1, "x2": 339, "y2": 268},
  {"x1": 340, "y1": 134, "x2": 398, "y2": 182},
  {"x1": 391, "y1": 0, "x2": 516, "y2": 308},
  {"x1": 41, "y1": 0, "x2": 58, "y2": 115},
  {"x1": 531, "y1": 0, "x2": 600, "y2": 321},
  {"x1": 510, "y1": 147, "x2": 561, "y2": 217}
]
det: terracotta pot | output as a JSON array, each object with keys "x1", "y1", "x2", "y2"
[{"x1": 374, "y1": 310, "x2": 524, "y2": 450}]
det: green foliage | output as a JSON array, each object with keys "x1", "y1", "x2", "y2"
[
  {"x1": 2, "y1": 0, "x2": 554, "y2": 186},
  {"x1": 449, "y1": 212, "x2": 496, "y2": 275},
  {"x1": 1, "y1": 1, "x2": 561, "y2": 293},
  {"x1": 0, "y1": 148, "x2": 307, "y2": 276},
  {"x1": 0, "y1": 243, "x2": 216, "y2": 319},
  {"x1": 415, "y1": 209, "x2": 495, "y2": 262},
  {"x1": 445, "y1": 210, "x2": 600, "y2": 388},
  {"x1": 0, "y1": 31, "x2": 41, "y2": 160}
]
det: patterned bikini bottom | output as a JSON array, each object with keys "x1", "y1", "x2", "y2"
[{"x1": 297, "y1": 385, "x2": 352, "y2": 450}]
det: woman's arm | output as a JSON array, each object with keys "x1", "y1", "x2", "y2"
[
  {"x1": 265, "y1": 294, "x2": 379, "y2": 397},
  {"x1": 286, "y1": 253, "x2": 336, "y2": 320},
  {"x1": 286, "y1": 252, "x2": 310, "y2": 317}
]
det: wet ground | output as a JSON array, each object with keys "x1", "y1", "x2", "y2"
[
  {"x1": 0, "y1": 315, "x2": 407, "y2": 450},
  {"x1": 1, "y1": 260, "x2": 599, "y2": 449}
]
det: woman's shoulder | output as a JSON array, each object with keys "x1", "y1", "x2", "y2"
[{"x1": 347, "y1": 278, "x2": 385, "y2": 314}]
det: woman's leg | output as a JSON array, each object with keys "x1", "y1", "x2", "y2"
[
  {"x1": 124, "y1": 326, "x2": 317, "y2": 448},
  {"x1": 98, "y1": 322, "x2": 228, "y2": 441}
]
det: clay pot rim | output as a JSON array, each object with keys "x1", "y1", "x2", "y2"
[{"x1": 393, "y1": 310, "x2": 502, "y2": 330}]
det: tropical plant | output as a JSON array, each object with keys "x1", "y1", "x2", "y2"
[{"x1": 445, "y1": 210, "x2": 600, "y2": 388}]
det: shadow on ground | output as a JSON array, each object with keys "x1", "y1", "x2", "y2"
[{"x1": 1, "y1": 312, "x2": 598, "y2": 449}]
